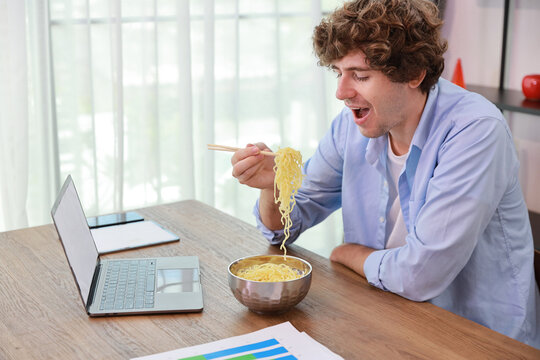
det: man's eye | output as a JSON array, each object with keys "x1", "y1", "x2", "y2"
[
  {"x1": 353, "y1": 73, "x2": 368, "y2": 82},
  {"x1": 334, "y1": 72, "x2": 342, "y2": 78}
]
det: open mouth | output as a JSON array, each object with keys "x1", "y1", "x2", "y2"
[
  {"x1": 349, "y1": 107, "x2": 371, "y2": 124},
  {"x1": 352, "y1": 108, "x2": 369, "y2": 118}
]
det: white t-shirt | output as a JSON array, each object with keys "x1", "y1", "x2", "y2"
[{"x1": 385, "y1": 139, "x2": 408, "y2": 249}]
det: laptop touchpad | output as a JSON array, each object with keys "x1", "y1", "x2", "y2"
[{"x1": 156, "y1": 268, "x2": 200, "y2": 293}]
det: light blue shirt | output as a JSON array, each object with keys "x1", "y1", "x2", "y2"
[{"x1": 254, "y1": 78, "x2": 540, "y2": 348}]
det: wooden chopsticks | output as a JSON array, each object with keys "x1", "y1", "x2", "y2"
[{"x1": 207, "y1": 144, "x2": 276, "y2": 156}]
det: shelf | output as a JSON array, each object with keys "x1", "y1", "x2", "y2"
[
  {"x1": 468, "y1": 84, "x2": 540, "y2": 116},
  {"x1": 531, "y1": 211, "x2": 540, "y2": 250}
]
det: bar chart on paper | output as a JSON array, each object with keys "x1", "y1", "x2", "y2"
[
  {"x1": 131, "y1": 322, "x2": 343, "y2": 360},
  {"x1": 176, "y1": 338, "x2": 294, "y2": 360}
]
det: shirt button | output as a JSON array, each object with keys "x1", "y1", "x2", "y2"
[
  {"x1": 379, "y1": 216, "x2": 385, "y2": 223},
  {"x1": 384, "y1": 181, "x2": 388, "y2": 188}
]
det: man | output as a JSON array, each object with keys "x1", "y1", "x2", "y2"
[{"x1": 231, "y1": 0, "x2": 539, "y2": 348}]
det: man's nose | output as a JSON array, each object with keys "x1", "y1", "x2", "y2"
[{"x1": 335, "y1": 76, "x2": 355, "y2": 101}]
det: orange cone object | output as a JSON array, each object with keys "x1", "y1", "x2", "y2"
[{"x1": 451, "y1": 58, "x2": 466, "y2": 89}]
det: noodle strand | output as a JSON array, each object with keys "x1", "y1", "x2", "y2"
[{"x1": 273, "y1": 147, "x2": 304, "y2": 258}]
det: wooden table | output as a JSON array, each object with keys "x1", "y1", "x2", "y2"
[{"x1": 1, "y1": 200, "x2": 538, "y2": 359}]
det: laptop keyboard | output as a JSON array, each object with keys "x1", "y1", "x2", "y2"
[{"x1": 99, "y1": 259, "x2": 156, "y2": 311}]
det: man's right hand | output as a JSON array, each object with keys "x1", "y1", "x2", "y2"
[
  {"x1": 231, "y1": 143, "x2": 276, "y2": 191},
  {"x1": 231, "y1": 143, "x2": 284, "y2": 231}
]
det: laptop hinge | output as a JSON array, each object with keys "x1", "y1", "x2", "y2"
[{"x1": 86, "y1": 261, "x2": 102, "y2": 312}]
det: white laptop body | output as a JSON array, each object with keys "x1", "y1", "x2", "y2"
[{"x1": 51, "y1": 175, "x2": 203, "y2": 316}]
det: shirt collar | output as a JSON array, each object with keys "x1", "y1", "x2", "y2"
[
  {"x1": 410, "y1": 81, "x2": 439, "y2": 152},
  {"x1": 366, "y1": 133, "x2": 386, "y2": 167}
]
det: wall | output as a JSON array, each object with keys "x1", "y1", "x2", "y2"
[{"x1": 441, "y1": 0, "x2": 540, "y2": 218}]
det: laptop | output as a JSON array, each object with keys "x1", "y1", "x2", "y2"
[{"x1": 51, "y1": 175, "x2": 204, "y2": 316}]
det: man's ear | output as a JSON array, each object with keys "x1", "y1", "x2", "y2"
[{"x1": 408, "y1": 69, "x2": 427, "y2": 89}]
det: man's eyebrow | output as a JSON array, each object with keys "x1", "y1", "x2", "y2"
[{"x1": 330, "y1": 65, "x2": 371, "y2": 72}]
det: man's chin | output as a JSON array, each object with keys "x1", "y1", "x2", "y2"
[{"x1": 357, "y1": 125, "x2": 386, "y2": 139}]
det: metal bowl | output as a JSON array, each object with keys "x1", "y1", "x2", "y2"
[{"x1": 228, "y1": 254, "x2": 312, "y2": 314}]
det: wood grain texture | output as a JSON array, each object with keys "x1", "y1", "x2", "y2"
[{"x1": 0, "y1": 200, "x2": 538, "y2": 359}]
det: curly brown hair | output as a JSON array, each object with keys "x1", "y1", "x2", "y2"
[{"x1": 313, "y1": 0, "x2": 448, "y2": 93}]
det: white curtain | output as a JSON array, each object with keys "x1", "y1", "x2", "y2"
[
  {"x1": 0, "y1": 0, "x2": 344, "y2": 258},
  {"x1": 0, "y1": 0, "x2": 29, "y2": 230}
]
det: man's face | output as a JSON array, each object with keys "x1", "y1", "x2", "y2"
[{"x1": 331, "y1": 50, "x2": 418, "y2": 139}]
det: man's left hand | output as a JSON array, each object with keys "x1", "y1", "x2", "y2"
[{"x1": 330, "y1": 243, "x2": 376, "y2": 278}]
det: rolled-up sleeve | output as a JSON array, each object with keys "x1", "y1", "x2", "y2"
[
  {"x1": 364, "y1": 249, "x2": 390, "y2": 289},
  {"x1": 253, "y1": 198, "x2": 298, "y2": 245}
]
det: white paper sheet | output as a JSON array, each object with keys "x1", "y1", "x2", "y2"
[
  {"x1": 131, "y1": 321, "x2": 343, "y2": 360},
  {"x1": 91, "y1": 220, "x2": 179, "y2": 254}
]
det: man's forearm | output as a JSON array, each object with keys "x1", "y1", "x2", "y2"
[
  {"x1": 259, "y1": 188, "x2": 284, "y2": 231},
  {"x1": 330, "y1": 243, "x2": 376, "y2": 278}
]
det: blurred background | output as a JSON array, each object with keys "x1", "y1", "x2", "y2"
[{"x1": 0, "y1": 0, "x2": 538, "y2": 257}]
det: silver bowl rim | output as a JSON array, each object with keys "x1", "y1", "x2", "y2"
[{"x1": 228, "y1": 254, "x2": 312, "y2": 283}]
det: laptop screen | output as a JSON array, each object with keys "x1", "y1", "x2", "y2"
[{"x1": 51, "y1": 176, "x2": 99, "y2": 306}]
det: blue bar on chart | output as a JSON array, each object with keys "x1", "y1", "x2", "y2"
[{"x1": 177, "y1": 338, "x2": 298, "y2": 360}]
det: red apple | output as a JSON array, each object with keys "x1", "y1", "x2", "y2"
[{"x1": 522, "y1": 74, "x2": 540, "y2": 101}]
